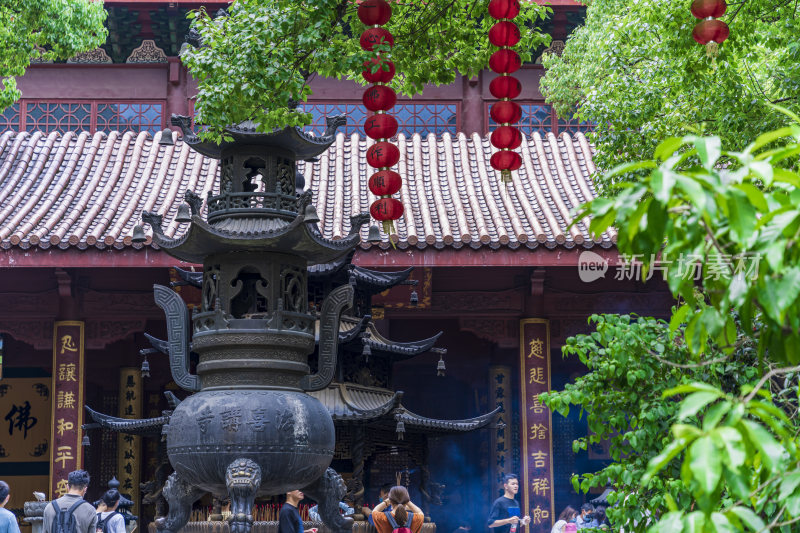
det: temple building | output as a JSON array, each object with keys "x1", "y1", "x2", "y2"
[{"x1": 0, "y1": 2, "x2": 673, "y2": 533}]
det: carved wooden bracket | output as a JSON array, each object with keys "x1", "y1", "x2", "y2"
[
  {"x1": 85, "y1": 319, "x2": 148, "y2": 350},
  {"x1": 0, "y1": 318, "x2": 147, "y2": 350},
  {"x1": 458, "y1": 318, "x2": 518, "y2": 349}
]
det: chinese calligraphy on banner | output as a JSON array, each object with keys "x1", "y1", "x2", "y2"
[
  {"x1": 50, "y1": 321, "x2": 85, "y2": 499},
  {"x1": 118, "y1": 368, "x2": 142, "y2": 517},
  {"x1": 519, "y1": 319, "x2": 554, "y2": 532},
  {"x1": 489, "y1": 366, "x2": 511, "y2": 487}
]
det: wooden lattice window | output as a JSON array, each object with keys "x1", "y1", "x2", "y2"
[
  {"x1": 486, "y1": 102, "x2": 594, "y2": 136},
  {"x1": 96, "y1": 102, "x2": 164, "y2": 133},
  {"x1": 0, "y1": 104, "x2": 20, "y2": 132},
  {"x1": 25, "y1": 101, "x2": 92, "y2": 134},
  {"x1": 0, "y1": 99, "x2": 165, "y2": 135},
  {"x1": 393, "y1": 102, "x2": 459, "y2": 136},
  {"x1": 300, "y1": 102, "x2": 366, "y2": 137}
]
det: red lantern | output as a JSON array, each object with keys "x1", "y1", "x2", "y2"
[
  {"x1": 362, "y1": 57, "x2": 395, "y2": 84},
  {"x1": 358, "y1": 0, "x2": 392, "y2": 26},
  {"x1": 366, "y1": 141, "x2": 400, "y2": 168},
  {"x1": 489, "y1": 76, "x2": 522, "y2": 99},
  {"x1": 490, "y1": 101, "x2": 522, "y2": 124},
  {"x1": 692, "y1": 19, "x2": 729, "y2": 44},
  {"x1": 491, "y1": 126, "x2": 522, "y2": 150},
  {"x1": 368, "y1": 170, "x2": 403, "y2": 196},
  {"x1": 490, "y1": 150, "x2": 522, "y2": 171},
  {"x1": 360, "y1": 27, "x2": 395, "y2": 51},
  {"x1": 364, "y1": 114, "x2": 398, "y2": 140},
  {"x1": 690, "y1": 0, "x2": 726, "y2": 19},
  {"x1": 362, "y1": 84, "x2": 397, "y2": 112},
  {"x1": 488, "y1": 21, "x2": 521, "y2": 47},
  {"x1": 489, "y1": 49, "x2": 521, "y2": 74},
  {"x1": 488, "y1": 0, "x2": 520, "y2": 20},
  {"x1": 370, "y1": 197, "x2": 404, "y2": 221}
]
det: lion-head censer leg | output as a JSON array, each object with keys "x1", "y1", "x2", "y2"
[
  {"x1": 302, "y1": 468, "x2": 354, "y2": 533},
  {"x1": 226, "y1": 458, "x2": 262, "y2": 533},
  {"x1": 155, "y1": 472, "x2": 205, "y2": 533}
]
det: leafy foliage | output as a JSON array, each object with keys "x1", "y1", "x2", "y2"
[
  {"x1": 540, "y1": 0, "x2": 800, "y2": 190},
  {"x1": 580, "y1": 113, "x2": 800, "y2": 366},
  {"x1": 565, "y1": 122, "x2": 800, "y2": 530},
  {"x1": 0, "y1": 0, "x2": 107, "y2": 110},
  {"x1": 540, "y1": 314, "x2": 760, "y2": 531},
  {"x1": 181, "y1": 0, "x2": 550, "y2": 140}
]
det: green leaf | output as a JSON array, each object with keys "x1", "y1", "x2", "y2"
[
  {"x1": 727, "y1": 507, "x2": 765, "y2": 532},
  {"x1": 739, "y1": 419, "x2": 783, "y2": 472},
  {"x1": 687, "y1": 135, "x2": 721, "y2": 171},
  {"x1": 688, "y1": 436, "x2": 722, "y2": 496},
  {"x1": 779, "y1": 471, "x2": 800, "y2": 500},
  {"x1": 711, "y1": 427, "x2": 745, "y2": 469},
  {"x1": 654, "y1": 137, "x2": 685, "y2": 161},
  {"x1": 643, "y1": 437, "x2": 690, "y2": 482},
  {"x1": 677, "y1": 391, "x2": 720, "y2": 421}
]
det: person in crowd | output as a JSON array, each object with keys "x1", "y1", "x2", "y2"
[
  {"x1": 43, "y1": 470, "x2": 97, "y2": 533},
  {"x1": 592, "y1": 507, "x2": 609, "y2": 530},
  {"x1": 575, "y1": 504, "x2": 596, "y2": 529},
  {"x1": 0, "y1": 481, "x2": 21, "y2": 533},
  {"x1": 365, "y1": 484, "x2": 393, "y2": 525},
  {"x1": 488, "y1": 475, "x2": 530, "y2": 533},
  {"x1": 308, "y1": 500, "x2": 354, "y2": 522},
  {"x1": 371, "y1": 486, "x2": 424, "y2": 533},
  {"x1": 279, "y1": 490, "x2": 306, "y2": 533},
  {"x1": 550, "y1": 506, "x2": 578, "y2": 533},
  {"x1": 95, "y1": 490, "x2": 124, "y2": 533}
]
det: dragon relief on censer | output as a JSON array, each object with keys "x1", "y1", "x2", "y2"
[{"x1": 84, "y1": 110, "x2": 501, "y2": 533}]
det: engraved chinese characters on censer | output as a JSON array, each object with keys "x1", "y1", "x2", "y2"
[{"x1": 86, "y1": 110, "x2": 362, "y2": 533}]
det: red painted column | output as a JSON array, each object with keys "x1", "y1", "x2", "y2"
[{"x1": 461, "y1": 71, "x2": 485, "y2": 135}]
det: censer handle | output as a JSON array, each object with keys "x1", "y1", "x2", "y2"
[
  {"x1": 301, "y1": 283, "x2": 353, "y2": 392},
  {"x1": 154, "y1": 284, "x2": 201, "y2": 392}
]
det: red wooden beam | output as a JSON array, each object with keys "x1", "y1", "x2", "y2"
[
  {"x1": 0, "y1": 246, "x2": 618, "y2": 268},
  {"x1": 352, "y1": 247, "x2": 620, "y2": 267}
]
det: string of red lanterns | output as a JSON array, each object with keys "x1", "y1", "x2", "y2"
[
  {"x1": 359, "y1": 0, "x2": 404, "y2": 238},
  {"x1": 488, "y1": 0, "x2": 523, "y2": 184},
  {"x1": 691, "y1": 0, "x2": 729, "y2": 55}
]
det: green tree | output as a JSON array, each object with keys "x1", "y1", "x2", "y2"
[
  {"x1": 0, "y1": 0, "x2": 107, "y2": 110},
  {"x1": 561, "y1": 118, "x2": 800, "y2": 531},
  {"x1": 181, "y1": 0, "x2": 551, "y2": 141},
  {"x1": 540, "y1": 0, "x2": 800, "y2": 190},
  {"x1": 540, "y1": 315, "x2": 761, "y2": 530}
]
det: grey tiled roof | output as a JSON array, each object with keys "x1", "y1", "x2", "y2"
[{"x1": 0, "y1": 129, "x2": 616, "y2": 251}]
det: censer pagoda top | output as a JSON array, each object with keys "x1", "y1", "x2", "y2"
[{"x1": 141, "y1": 113, "x2": 365, "y2": 265}]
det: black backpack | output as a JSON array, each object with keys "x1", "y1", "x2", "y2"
[
  {"x1": 50, "y1": 499, "x2": 90, "y2": 533},
  {"x1": 95, "y1": 512, "x2": 122, "y2": 533}
]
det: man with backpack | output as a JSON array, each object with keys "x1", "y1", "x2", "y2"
[
  {"x1": 0, "y1": 481, "x2": 21, "y2": 533},
  {"x1": 43, "y1": 471, "x2": 97, "y2": 533},
  {"x1": 95, "y1": 490, "x2": 124, "y2": 533}
]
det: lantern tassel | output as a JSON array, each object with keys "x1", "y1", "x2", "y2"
[
  {"x1": 382, "y1": 220, "x2": 397, "y2": 249},
  {"x1": 501, "y1": 169, "x2": 512, "y2": 183}
]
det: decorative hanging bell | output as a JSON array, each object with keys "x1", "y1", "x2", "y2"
[
  {"x1": 141, "y1": 356, "x2": 151, "y2": 378},
  {"x1": 395, "y1": 419, "x2": 405, "y2": 440},
  {"x1": 304, "y1": 204, "x2": 321, "y2": 223},
  {"x1": 159, "y1": 128, "x2": 175, "y2": 146},
  {"x1": 131, "y1": 224, "x2": 146, "y2": 243},
  {"x1": 367, "y1": 225, "x2": 383, "y2": 243},
  {"x1": 82, "y1": 434, "x2": 90, "y2": 447},
  {"x1": 437, "y1": 355, "x2": 446, "y2": 377},
  {"x1": 175, "y1": 203, "x2": 192, "y2": 223},
  {"x1": 410, "y1": 289, "x2": 418, "y2": 306}
]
